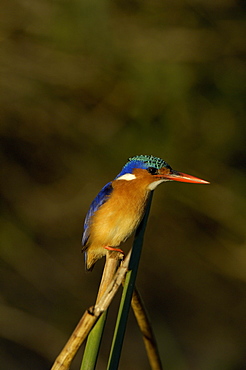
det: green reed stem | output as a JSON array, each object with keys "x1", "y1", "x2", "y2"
[
  {"x1": 80, "y1": 311, "x2": 107, "y2": 370},
  {"x1": 107, "y1": 192, "x2": 153, "y2": 370}
]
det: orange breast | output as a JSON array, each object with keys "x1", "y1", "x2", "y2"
[{"x1": 88, "y1": 178, "x2": 151, "y2": 248}]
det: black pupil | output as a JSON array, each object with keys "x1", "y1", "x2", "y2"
[{"x1": 147, "y1": 167, "x2": 158, "y2": 175}]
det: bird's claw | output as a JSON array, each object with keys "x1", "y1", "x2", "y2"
[{"x1": 104, "y1": 246, "x2": 125, "y2": 261}]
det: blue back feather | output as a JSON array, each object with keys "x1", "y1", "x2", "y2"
[{"x1": 82, "y1": 182, "x2": 113, "y2": 247}]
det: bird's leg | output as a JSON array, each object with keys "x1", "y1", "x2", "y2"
[{"x1": 104, "y1": 245, "x2": 124, "y2": 255}]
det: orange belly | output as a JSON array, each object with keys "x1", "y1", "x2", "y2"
[{"x1": 89, "y1": 189, "x2": 148, "y2": 247}]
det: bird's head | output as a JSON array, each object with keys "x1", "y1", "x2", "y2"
[{"x1": 115, "y1": 155, "x2": 209, "y2": 190}]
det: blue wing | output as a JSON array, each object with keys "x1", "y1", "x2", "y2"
[{"x1": 82, "y1": 181, "x2": 113, "y2": 248}]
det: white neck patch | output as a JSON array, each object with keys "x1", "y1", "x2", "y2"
[
  {"x1": 147, "y1": 179, "x2": 166, "y2": 190},
  {"x1": 116, "y1": 173, "x2": 136, "y2": 181}
]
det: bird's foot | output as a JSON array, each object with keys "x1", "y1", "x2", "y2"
[{"x1": 104, "y1": 246, "x2": 124, "y2": 255}]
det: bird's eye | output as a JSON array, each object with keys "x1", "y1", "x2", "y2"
[{"x1": 147, "y1": 167, "x2": 158, "y2": 175}]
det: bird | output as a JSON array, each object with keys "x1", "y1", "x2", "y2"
[{"x1": 82, "y1": 155, "x2": 209, "y2": 271}]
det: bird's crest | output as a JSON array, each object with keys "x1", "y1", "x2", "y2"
[
  {"x1": 116, "y1": 155, "x2": 172, "y2": 178},
  {"x1": 128, "y1": 155, "x2": 170, "y2": 169}
]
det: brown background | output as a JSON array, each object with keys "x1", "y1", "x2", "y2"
[{"x1": 1, "y1": 0, "x2": 246, "y2": 369}]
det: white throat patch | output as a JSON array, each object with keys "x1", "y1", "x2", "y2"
[
  {"x1": 116, "y1": 173, "x2": 136, "y2": 181},
  {"x1": 147, "y1": 179, "x2": 166, "y2": 190}
]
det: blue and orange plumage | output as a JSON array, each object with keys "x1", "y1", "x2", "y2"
[{"x1": 82, "y1": 155, "x2": 209, "y2": 271}]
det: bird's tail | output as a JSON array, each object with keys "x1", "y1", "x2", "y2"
[
  {"x1": 83, "y1": 245, "x2": 106, "y2": 272},
  {"x1": 84, "y1": 251, "x2": 94, "y2": 272}
]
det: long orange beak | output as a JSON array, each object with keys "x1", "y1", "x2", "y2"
[{"x1": 159, "y1": 170, "x2": 209, "y2": 184}]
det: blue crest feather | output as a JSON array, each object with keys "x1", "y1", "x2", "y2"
[{"x1": 115, "y1": 154, "x2": 171, "y2": 178}]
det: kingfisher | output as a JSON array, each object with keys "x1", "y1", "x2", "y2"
[{"x1": 82, "y1": 155, "x2": 209, "y2": 271}]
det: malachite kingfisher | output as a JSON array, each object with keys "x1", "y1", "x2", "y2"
[{"x1": 82, "y1": 155, "x2": 209, "y2": 271}]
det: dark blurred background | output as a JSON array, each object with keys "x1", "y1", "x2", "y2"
[{"x1": 1, "y1": 0, "x2": 246, "y2": 369}]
